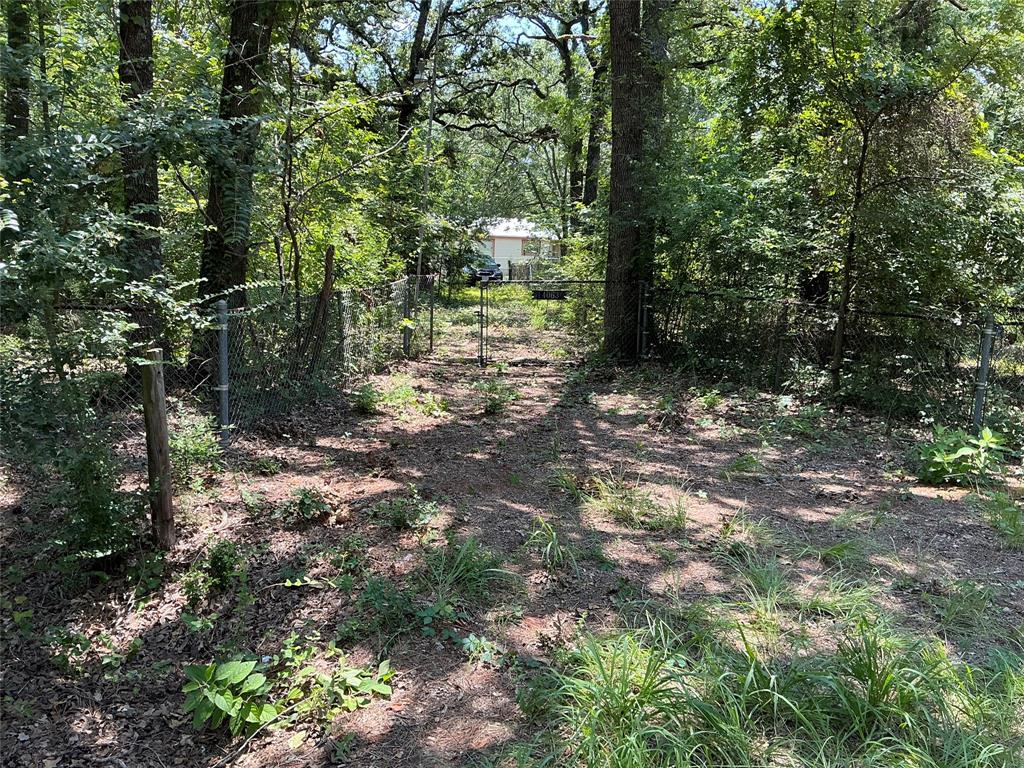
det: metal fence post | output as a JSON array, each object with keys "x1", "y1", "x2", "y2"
[
  {"x1": 216, "y1": 299, "x2": 230, "y2": 447},
  {"x1": 428, "y1": 275, "x2": 435, "y2": 353},
  {"x1": 336, "y1": 292, "x2": 346, "y2": 374},
  {"x1": 478, "y1": 281, "x2": 486, "y2": 367},
  {"x1": 971, "y1": 312, "x2": 995, "y2": 434},
  {"x1": 402, "y1": 281, "x2": 412, "y2": 358}
]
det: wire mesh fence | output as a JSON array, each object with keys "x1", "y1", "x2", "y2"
[
  {"x1": 643, "y1": 287, "x2": 1023, "y2": 435},
  {"x1": 222, "y1": 276, "x2": 433, "y2": 433}
]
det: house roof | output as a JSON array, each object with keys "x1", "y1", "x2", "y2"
[{"x1": 482, "y1": 218, "x2": 557, "y2": 240}]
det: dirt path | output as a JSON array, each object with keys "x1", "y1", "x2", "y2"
[{"x1": 3, "y1": 298, "x2": 1022, "y2": 767}]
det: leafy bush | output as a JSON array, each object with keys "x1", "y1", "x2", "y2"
[
  {"x1": 182, "y1": 660, "x2": 277, "y2": 735},
  {"x1": 917, "y1": 426, "x2": 1009, "y2": 486},
  {"x1": 474, "y1": 378, "x2": 519, "y2": 414},
  {"x1": 274, "y1": 486, "x2": 332, "y2": 526},
  {"x1": 371, "y1": 485, "x2": 438, "y2": 529},
  {"x1": 169, "y1": 409, "x2": 222, "y2": 488},
  {"x1": 54, "y1": 442, "x2": 141, "y2": 563},
  {"x1": 182, "y1": 539, "x2": 246, "y2": 609},
  {"x1": 353, "y1": 383, "x2": 380, "y2": 414}
]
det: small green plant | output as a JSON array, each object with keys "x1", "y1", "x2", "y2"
[
  {"x1": 924, "y1": 579, "x2": 994, "y2": 633},
  {"x1": 549, "y1": 467, "x2": 584, "y2": 500},
  {"x1": 648, "y1": 498, "x2": 688, "y2": 533},
  {"x1": 169, "y1": 409, "x2": 222, "y2": 487},
  {"x1": 475, "y1": 378, "x2": 519, "y2": 415},
  {"x1": 584, "y1": 473, "x2": 657, "y2": 528},
  {"x1": 461, "y1": 633, "x2": 504, "y2": 667},
  {"x1": 253, "y1": 456, "x2": 282, "y2": 476},
  {"x1": 722, "y1": 452, "x2": 762, "y2": 479},
  {"x1": 917, "y1": 426, "x2": 1008, "y2": 486},
  {"x1": 128, "y1": 551, "x2": 165, "y2": 601},
  {"x1": 691, "y1": 386, "x2": 724, "y2": 409},
  {"x1": 182, "y1": 660, "x2": 277, "y2": 735},
  {"x1": 239, "y1": 486, "x2": 266, "y2": 515},
  {"x1": 528, "y1": 516, "x2": 577, "y2": 573},
  {"x1": 353, "y1": 383, "x2": 380, "y2": 414},
  {"x1": 371, "y1": 485, "x2": 438, "y2": 529},
  {"x1": 274, "y1": 486, "x2": 332, "y2": 525},
  {"x1": 182, "y1": 539, "x2": 246, "y2": 609},
  {"x1": 44, "y1": 626, "x2": 92, "y2": 671},
  {"x1": 976, "y1": 491, "x2": 1024, "y2": 549}
]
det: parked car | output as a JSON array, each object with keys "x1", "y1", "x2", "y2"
[{"x1": 463, "y1": 257, "x2": 504, "y2": 285}]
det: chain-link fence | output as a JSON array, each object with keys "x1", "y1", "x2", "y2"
[
  {"x1": 643, "y1": 287, "x2": 1023, "y2": 435},
  {"x1": 221, "y1": 276, "x2": 433, "y2": 433}
]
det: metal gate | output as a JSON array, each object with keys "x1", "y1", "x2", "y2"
[{"x1": 474, "y1": 279, "x2": 643, "y2": 366}]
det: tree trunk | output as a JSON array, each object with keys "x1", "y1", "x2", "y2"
[
  {"x1": 602, "y1": 0, "x2": 645, "y2": 359},
  {"x1": 829, "y1": 125, "x2": 871, "y2": 394},
  {"x1": 2, "y1": 0, "x2": 31, "y2": 156},
  {"x1": 198, "y1": 0, "x2": 275, "y2": 307},
  {"x1": 581, "y1": 61, "x2": 607, "y2": 208},
  {"x1": 118, "y1": 0, "x2": 162, "y2": 283}
]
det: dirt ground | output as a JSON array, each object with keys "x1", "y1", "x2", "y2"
[{"x1": 3, "y1": 295, "x2": 1022, "y2": 767}]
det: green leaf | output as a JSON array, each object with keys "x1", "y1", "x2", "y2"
[
  {"x1": 239, "y1": 672, "x2": 267, "y2": 694},
  {"x1": 215, "y1": 659, "x2": 257, "y2": 684}
]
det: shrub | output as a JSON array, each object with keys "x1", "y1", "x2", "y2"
[
  {"x1": 54, "y1": 442, "x2": 141, "y2": 563},
  {"x1": 353, "y1": 383, "x2": 380, "y2": 414},
  {"x1": 274, "y1": 486, "x2": 332, "y2": 526},
  {"x1": 917, "y1": 426, "x2": 1009, "y2": 486},
  {"x1": 169, "y1": 409, "x2": 221, "y2": 487},
  {"x1": 183, "y1": 660, "x2": 277, "y2": 735},
  {"x1": 474, "y1": 378, "x2": 519, "y2": 414},
  {"x1": 182, "y1": 539, "x2": 246, "y2": 609}
]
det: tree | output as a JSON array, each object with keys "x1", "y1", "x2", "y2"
[
  {"x1": 118, "y1": 0, "x2": 162, "y2": 284},
  {"x1": 2, "y1": 0, "x2": 32, "y2": 161},
  {"x1": 198, "y1": 0, "x2": 276, "y2": 307}
]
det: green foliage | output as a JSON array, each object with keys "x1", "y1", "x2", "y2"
[
  {"x1": 274, "y1": 487, "x2": 332, "y2": 526},
  {"x1": 461, "y1": 633, "x2": 505, "y2": 667},
  {"x1": 169, "y1": 409, "x2": 222, "y2": 488},
  {"x1": 53, "y1": 442, "x2": 142, "y2": 563},
  {"x1": 527, "y1": 516, "x2": 576, "y2": 573},
  {"x1": 917, "y1": 427, "x2": 1009, "y2": 486},
  {"x1": 975, "y1": 491, "x2": 1024, "y2": 549},
  {"x1": 371, "y1": 485, "x2": 438, "y2": 530},
  {"x1": 584, "y1": 473, "x2": 658, "y2": 528},
  {"x1": 353, "y1": 383, "x2": 381, "y2": 415},
  {"x1": 924, "y1": 579, "x2": 994, "y2": 634},
  {"x1": 182, "y1": 539, "x2": 246, "y2": 610},
  {"x1": 474, "y1": 378, "x2": 519, "y2": 415},
  {"x1": 182, "y1": 660, "x2": 276, "y2": 736}
]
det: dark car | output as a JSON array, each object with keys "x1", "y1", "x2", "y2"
[{"x1": 463, "y1": 258, "x2": 504, "y2": 286}]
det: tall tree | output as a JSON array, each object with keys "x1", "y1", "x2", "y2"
[
  {"x1": 118, "y1": 0, "x2": 162, "y2": 283},
  {"x1": 198, "y1": 0, "x2": 275, "y2": 306},
  {"x1": 602, "y1": 0, "x2": 644, "y2": 358},
  {"x1": 2, "y1": 0, "x2": 32, "y2": 157}
]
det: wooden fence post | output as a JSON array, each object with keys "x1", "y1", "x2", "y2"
[{"x1": 142, "y1": 348, "x2": 175, "y2": 548}]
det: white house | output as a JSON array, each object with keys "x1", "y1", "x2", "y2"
[{"x1": 475, "y1": 218, "x2": 561, "y2": 267}]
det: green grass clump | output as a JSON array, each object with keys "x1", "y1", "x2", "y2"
[
  {"x1": 527, "y1": 516, "x2": 577, "y2": 573},
  {"x1": 976, "y1": 492, "x2": 1024, "y2": 549},
  {"x1": 529, "y1": 613, "x2": 1024, "y2": 768},
  {"x1": 924, "y1": 579, "x2": 994, "y2": 635},
  {"x1": 584, "y1": 473, "x2": 658, "y2": 528}
]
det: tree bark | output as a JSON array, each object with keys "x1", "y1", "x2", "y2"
[
  {"x1": 581, "y1": 61, "x2": 607, "y2": 208},
  {"x1": 118, "y1": 0, "x2": 162, "y2": 283},
  {"x1": 603, "y1": 0, "x2": 645, "y2": 359},
  {"x1": 829, "y1": 124, "x2": 871, "y2": 394},
  {"x1": 2, "y1": 0, "x2": 31, "y2": 156},
  {"x1": 198, "y1": 0, "x2": 275, "y2": 307}
]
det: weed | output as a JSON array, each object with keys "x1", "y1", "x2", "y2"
[
  {"x1": 182, "y1": 659, "x2": 276, "y2": 735},
  {"x1": 353, "y1": 383, "x2": 380, "y2": 414},
  {"x1": 475, "y1": 378, "x2": 519, "y2": 414},
  {"x1": 371, "y1": 485, "x2": 438, "y2": 530},
  {"x1": 252, "y1": 456, "x2": 282, "y2": 476},
  {"x1": 924, "y1": 579, "x2": 994, "y2": 634},
  {"x1": 975, "y1": 491, "x2": 1024, "y2": 549},
  {"x1": 647, "y1": 498, "x2": 688, "y2": 533},
  {"x1": 584, "y1": 472, "x2": 657, "y2": 528},
  {"x1": 918, "y1": 426, "x2": 1009, "y2": 486},
  {"x1": 722, "y1": 452, "x2": 762, "y2": 479},
  {"x1": 274, "y1": 486, "x2": 332, "y2": 526},
  {"x1": 691, "y1": 387, "x2": 724, "y2": 409},
  {"x1": 527, "y1": 516, "x2": 576, "y2": 573},
  {"x1": 833, "y1": 505, "x2": 883, "y2": 531},
  {"x1": 182, "y1": 539, "x2": 246, "y2": 609},
  {"x1": 461, "y1": 633, "x2": 505, "y2": 667},
  {"x1": 239, "y1": 487, "x2": 265, "y2": 515},
  {"x1": 128, "y1": 551, "x2": 165, "y2": 602},
  {"x1": 548, "y1": 467, "x2": 584, "y2": 501},
  {"x1": 422, "y1": 536, "x2": 506, "y2": 609},
  {"x1": 169, "y1": 409, "x2": 222, "y2": 488}
]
